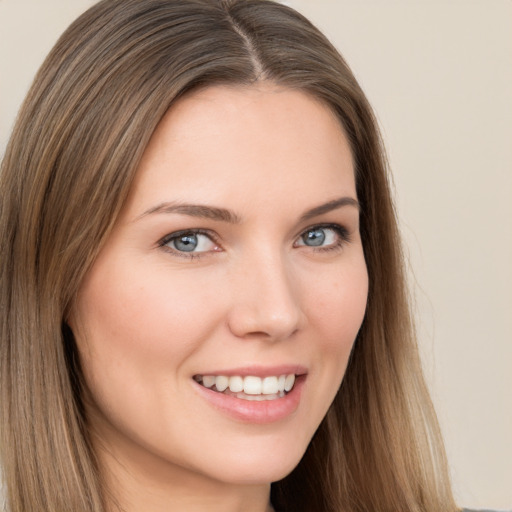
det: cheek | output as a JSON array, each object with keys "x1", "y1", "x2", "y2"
[
  {"x1": 70, "y1": 261, "x2": 229, "y2": 432},
  {"x1": 307, "y1": 257, "x2": 368, "y2": 344},
  {"x1": 74, "y1": 261, "x2": 221, "y2": 360},
  {"x1": 303, "y1": 257, "x2": 368, "y2": 395},
  {"x1": 70, "y1": 260, "x2": 227, "y2": 438}
]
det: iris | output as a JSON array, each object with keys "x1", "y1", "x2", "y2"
[
  {"x1": 302, "y1": 228, "x2": 326, "y2": 246},
  {"x1": 173, "y1": 233, "x2": 198, "y2": 252}
]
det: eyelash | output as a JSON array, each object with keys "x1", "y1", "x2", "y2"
[{"x1": 157, "y1": 223, "x2": 351, "y2": 259}]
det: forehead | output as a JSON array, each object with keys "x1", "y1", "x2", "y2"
[{"x1": 124, "y1": 83, "x2": 356, "y2": 218}]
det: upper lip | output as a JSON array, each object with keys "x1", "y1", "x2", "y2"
[{"x1": 194, "y1": 364, "x2": 308, "y2": 378}]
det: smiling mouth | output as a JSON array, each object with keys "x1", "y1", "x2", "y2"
[{"x1": 193, "y1": 374, "x2": 296, "y2": 401}]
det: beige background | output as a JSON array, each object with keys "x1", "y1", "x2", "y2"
[{"x1": 1, "y1": 1, "x2": 511, "y2": 509}]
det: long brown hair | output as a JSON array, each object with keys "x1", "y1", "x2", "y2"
[{"x1": 0, "y1": 1, "x2": 457, "y2": 511}]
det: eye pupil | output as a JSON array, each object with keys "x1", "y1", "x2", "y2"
[
  {"x1": 303, "y1": 229, "x2": 326, "y2": 246},
  {"x1": 174, "y1": 234, "x2": 198, "y2": 252}
]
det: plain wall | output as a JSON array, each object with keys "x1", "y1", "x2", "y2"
[{"x1": 1, "y1": 1, "x2": 511, "y2": 509}]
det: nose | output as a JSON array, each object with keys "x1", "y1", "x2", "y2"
[{"x1": 226, "y1": 252, "x2": 306, "y2": 341}]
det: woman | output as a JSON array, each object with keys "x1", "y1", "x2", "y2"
[{"x1": 0, "y1": 1, "x2": 461, "y2": 511}]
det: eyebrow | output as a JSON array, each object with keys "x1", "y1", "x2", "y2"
[
  {"x1": 137, "y1": 196, "x2": 359, "y2": 224},
  {"x1": 299, "y1": 197, "x2": 360, "y2": 222},
  {"x1": 138, "y1": 202, "x2": 241, "y2": 223}
]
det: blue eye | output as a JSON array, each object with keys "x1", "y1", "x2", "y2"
[
  {"x1": 161, "y1": 230, "x2": 218, "y2": 254},
  {"x1": 301, "y1": 228, "x2": 328, "y2": 246},
  {"x1": 295, "y1": 225, "x2": 347, "y2": 249},
  {"x1": 173, "y1": 233, "x2": 199, "y2": 252}
]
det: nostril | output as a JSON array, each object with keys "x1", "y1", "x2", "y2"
[{"x1": 227, "y1": 306, "x2": 303, "y2": 341}]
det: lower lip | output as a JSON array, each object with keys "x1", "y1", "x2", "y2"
[{"x1": 193, "y1": 376, "x2": 305, "y2": 424}]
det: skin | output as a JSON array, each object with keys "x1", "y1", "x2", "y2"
[{"x1": 70, "y1": 83, "x2": 368, "y2": 512}]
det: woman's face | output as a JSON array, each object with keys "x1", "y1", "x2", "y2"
[{"x1": 71, "y1": 84, "x2": 368, "y2": 490}]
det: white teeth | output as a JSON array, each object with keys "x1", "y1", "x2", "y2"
[
  {"x1": 237, "y1": 393, "x2": 281, "y2": 401},
  {"x1": 228, "y1": 375, "x2": 244, "y2": 393},
  {"x1": 196, "y1": 373, "x2": 297, "y2": 397},
  {"x1": 202, "y1": 375, "x2": 216, "y2": 388},
  {"x1": 262, "y1": 376, "x2": 278, "y2": 395},
  {"x1": 284, "y1": 374, "x2": 295, "y2": 392},
  {"x1": 243, "y1": 376, "x2": 262, "y2": 395},
  {"x1": 215, "y1": 375, "x2": 229, "y2": 392}
]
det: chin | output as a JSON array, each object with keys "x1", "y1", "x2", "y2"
[{"x1": 195, "y1": 435, "x2": 310, "y2": 486}]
